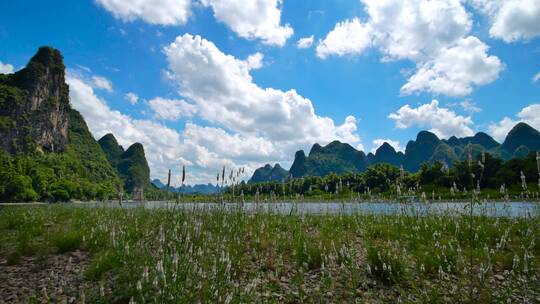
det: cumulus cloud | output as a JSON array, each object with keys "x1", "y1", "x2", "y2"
[
  {"x1": 469, "y1": 0, "x2": 540, "y2": 42},
  {"x1": 488, "y1": 104, "x2": 540, "y2": 141},
  {"x1": 246, "y1": 52, "x2": 264, "y2": 70},
  {"x1": 164, "y1": 34, "x2": 362, "y2": 150},
  {"x1": 200, "y1": 0, "x2": 293, "y2": 46},
  {"x1": 66, "y1": 73, "x2": 269, "y2": 184},
  {"x1": 95, "y1": 0, "x2": 191, "y2": 25},
  {"x1": 124, "y1": 92, "x2": 139, "y2": 105},
  {"x1": 371, "y1": 139, "x2": 403, "y2": 153},
  {"x1": 148, "y1": 97, "x2": 197, "y2": 120},
  {"x1": 388, "y1": 99, "x2": 475, "y2": 138},
  {"x1": 316, "y1": 19, "x2": 372, "y2": 59},
  {"x1": 296, "y1": 35, "x2": 314, "y2": 49},
  {"x1": 0, "y1": 61, "x2": 14, "y2": 74},
  {"x1": 91, "y1": 75, "x2": 113, "y2": 92},
  {"x1": 96, "y1": 0, "x2": 293, "y2": 46},
  {"x1": 316, "y1": 0, "x2": 502, "y2": 97},
  {"x1": 400, "y1": 36, "x2": 501, "y2": 96}
]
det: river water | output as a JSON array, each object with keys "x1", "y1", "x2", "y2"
[{"x1": 76, "y1": 201, "x2": 540, "y2": 217}]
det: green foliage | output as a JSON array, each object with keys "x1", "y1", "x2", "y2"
[
  {"x1": 117, "y1": 143, "x2": 150, "y2": 192},
  {"x1": 98, "y1": 133, "x2": 124, "y2": 167},
  {"x1": 367, "y1": 245, "x2": 405, "y2": 284},
  {"x1": 0, "y1": 115, "x2": 13, "y2": 131},
  {"x1": 295, "y1": 238, "x2": 323, "y2": 270},
  {"x1": 85, "y1": 250, "x2": 123, "y2": 281},
  {"x1": 250, "y1": 164, "x2": 288, "y2": 182},
  {"x1": 52, "y1": 230, "x2": 82, "y2": 253},
  {"x1": 240, "y1": 151, "x2": 540, "y2": 200},
  {"x1": 0, "y1": 83, "x2": 25, "y2": 107},
  {"x1": 0, "y1": 146, "x2": 120, "y2": 202}
]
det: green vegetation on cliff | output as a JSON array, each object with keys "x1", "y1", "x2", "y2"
[
  {"x1": 0, "y1": 47, "x2": 122, "y2": 202},
  {"x1": 117, "y1": 143, "x2": 151, "y2": 192}
]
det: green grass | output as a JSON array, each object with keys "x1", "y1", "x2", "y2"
[
  {"x1": 0, "y1": 204, "x2": 539, "y2": 303},
  {"x1": 51, "y1": 230, "x2": 82, "y2": 253}
]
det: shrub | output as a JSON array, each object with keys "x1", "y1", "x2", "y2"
[
  {"x1": 85, "y1": 251, "x2": 122, "y2": 281},
  {"x1": 367, "y1": 245, "x2": 405, "y2": 284},
  {"x1": 295, "y1": 240, "x2": 323, "y2": 270},
  {"x1": 52, "y1": 230, "x2": 82, "y2": 253},
  {"x1": 50, "y1": 189, "x2": 70, "y2": 202}
]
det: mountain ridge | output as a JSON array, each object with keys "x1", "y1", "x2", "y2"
[{"x1": 250, "y1": 123, "x2": 540, "y2": 182}]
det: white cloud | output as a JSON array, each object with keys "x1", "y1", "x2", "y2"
[
  {"x1": 183, "y1": 123, "x2": 278, "y2": 162},
  {"x1": 164, "y1": 34, "x2": 362, "y2": 161},
  {"x1": 317, "y1": 0, "x2": 502, "y2": 97},
  {"x1": 458, "y1": 100, "x2": 482, "y2": 113},
  {"x1": 388, "y1": 99, "x2": 475, "y2": 138},
  {"x1": 148, "y1": 97, "x2": 197, "y2": 120},
  {"x1": 0, "y1": 61, "x2": 14, "y2": 74},
  {"x1": 66, "y1": 34, "x2": 364, "y2": 184},
  {"x1": 124, "y1": 92, "x2": 139, "y2": 105},
  {"x1": 297, "y1": 35, "x2": 314, "y2": 49},
  {"x1": 91, "y1": 75, "x2": 113, "y2": 92},
  {"x1": 533, "y1": 71, "x2": 540, "y2": 83},
  {"x1": 371, "y1": 139, "x2": 403, "y2": 153},
  {"x1": 488, "y1": 104, "x2": 540, "y2": 141},
  {"x1": 246, "y1": 52, "x2": 264, "y2": 70},
  {"x1": 66, "y1": 73, "x2": 268, "y2": 185},
  {"x1": 96, "y1": 0, "x2": 293, "y2": 46},
  {"x1": 316, "y1": 18, "x2": 372, "y2": 59},
  {"x1": 200, "y1": 0, "x2": 293, "y2": 46},
  {"x1": 95, "y1": 0, "x2": 191, "y2": 25},
  {"x1": 469, "y1": 0, "x2": 540, "y2": 42},
  {"x1": 400, "y1": 36, "x2": 501, "y2": 96},
  {"x1": 488, "y1": 117, "x2": 517, "y2": 142}
]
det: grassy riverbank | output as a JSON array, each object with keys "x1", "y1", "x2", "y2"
[{"x1": 1, "y1": 205, "x2": 539, "y2": 303}]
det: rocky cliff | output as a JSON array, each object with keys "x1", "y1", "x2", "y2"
[
  {"x1": 0, "y1": 47, "x2": 70, "y2": 153},
  {"x1": 0, "y1": 47, "x2": 123, "y2": 202}
]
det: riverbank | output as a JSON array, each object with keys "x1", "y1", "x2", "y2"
[{"x1": 1, "y1": 205, "x2": 539, "y2": 303}]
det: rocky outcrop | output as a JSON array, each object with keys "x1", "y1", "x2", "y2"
[{"x1": 0, "y1": 46, "x2": 70, "y2": 153}]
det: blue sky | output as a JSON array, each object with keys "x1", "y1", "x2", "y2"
[{"x1": 1, "y1": 0, "x2": 539, "y2": 184}]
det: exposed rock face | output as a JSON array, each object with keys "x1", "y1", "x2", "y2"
[{"x1": 0, "y1": 46, "x2": 70, "y2": 153}]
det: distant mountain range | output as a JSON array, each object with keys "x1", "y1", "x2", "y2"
[
  {"x1": 250, "y1": 123, "x2": 540, "y2": 183},
  {"x1": 151, "y1": 179, "x2": 219, "y2": 194}
]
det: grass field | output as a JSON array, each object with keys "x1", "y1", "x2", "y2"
[{"x1": 1, "y1": 204, "x2": 539, "y2": 303}]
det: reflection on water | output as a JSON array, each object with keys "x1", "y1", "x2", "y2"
[{"x1": 77, "y1": 201, "x2": 540, "y2": 217}]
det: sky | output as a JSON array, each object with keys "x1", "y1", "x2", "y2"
[{"x1": 1, "y1": 0, "x2": 540, "y2": 185}]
